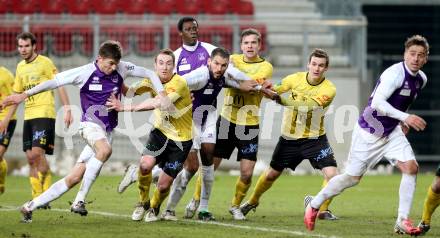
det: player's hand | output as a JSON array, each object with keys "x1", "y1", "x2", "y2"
[
  {"x1": 261, "y1": 79, "x2": 273, "y2": 90},
  {"x1": 400, "y1": 122, "x2": 410, "y2": 135},
  {"x1": 0, "y1": 120, "x2": 8, "y2": 135},
  {"x1": 157, "y1": 93, "x2": 175, "y2": 112},
  {"x1": 105, "y1": 93, "x2": 123, "y2": 112},
  {"x1": 404, "y1": 114, "x2": 426, "y2": 132},
  {"x1": 239, "y1": 80, "x2": 258, "y2": 92},
  {"x1": 261, "y1": 88, "x2": 281, "y2": 102},
  {"x1": 64, "y1": 107, "x2": 73, "y2": 128},
  {"x1": 1, "y1": 93, "x2": 27, "y2": 109}
]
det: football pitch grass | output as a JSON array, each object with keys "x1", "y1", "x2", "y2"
[{"x1": 1, "y1": 174, "x2": 439, "y2": 238}]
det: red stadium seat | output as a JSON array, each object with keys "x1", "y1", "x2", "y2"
[
  {"x1": 122, "y1": 0, "x2": 150, "y2": 14},
  {"x1": 30, "y1": 26, "x2": 50, "y2": 55},
  {"x1": 95, "y1": 0, "x2": 121, "y2": 14},
  {"x1": 240, "y1": 24, "x2": 267, "y2": 53},
  {"x1": 31, "y1": 25, "x2": 74, "y2": 56},
  {"x1": 0, "y1": 26, "x2": 22, "y2": 56},
  {"x1": 131, "y1": 26, "x2": 163, "y2": 56},
  {"x1": 71, "y1": 26, "x2": 94, "y2": 56},
  {"x1": 12, "y1": 0, "x2": 41, "y2": 14},
  {"x1": 176, "y1": 0, "x2": 202, "y2": 15},
  {"x1": 169, "y1": 27, "x2": 181, "y2": 50},
  {"x1": 149, "y1": 0, "x2": 175, "y2": 15},
  {"x1": 67, "y1": 0, "x2": 96, "y2": 14},
  {"x1": 40, "y1": 0, "x2": 67, "y2": 14},
  {"x1": 231, "y1": 0, "x2": 254, "y2": 15},
  {"x1": 199, "y1": 26, "x2": 233, "y2": 51},
  {"x1": 203, "y1": 0, "x2": 230, "y2": 15},
  {"x1": 0, "y1": 0, "x2": 12, "y2": 14},
  {"x1": 100, "y1": 26, "x2": 131, "y2": 55}
]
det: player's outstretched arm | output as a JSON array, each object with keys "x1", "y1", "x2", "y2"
[{"x1": 105, "y1": 93, "x2": 160, "y2": 112}]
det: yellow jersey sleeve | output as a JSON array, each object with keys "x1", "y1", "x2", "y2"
[
  {"x1": 0, "y1": 67, "x2": 17, "y2": 120},
  {"x1": 273, "y1": 74, "x2": 297, "y2": 95},
  {"x1": 220, "y1": 54, "x2": 273, "y2": 125},
  {"x1": 130, "y1": 78, "x2": 154, "y2": 96},
  {"x1": 13, "y1": 55, "x2": 58, "y2": 120},
  {"x1": 310, "y1": 81, "x2": 336, "y2": 108},
  {"x1": 153, "y1": 75, "x2": 192, "y2": 141}
]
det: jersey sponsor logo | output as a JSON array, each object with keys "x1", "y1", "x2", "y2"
[
  {"x1": 399, "y1": 89, "x2": 411, "y2": 96},
  {"x1": 92, "y1": 77, "x2": 100, "y2": 83},
  {"x1": 89, "y1": 84, "x2": 102, "y2": 91},
  {"x1": 178, "y1": 64, "x2": 191, "y2": 72},
  {"x1": 203, "y1": 88, "x2": 214, "y2": 94},
  {"x1": 125, "y1": 65, "x2": 134, "y2": 71}
]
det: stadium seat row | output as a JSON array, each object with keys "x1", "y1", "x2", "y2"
[
  {"x1": 0, "y1": 24, "x2": 266, "y2": 56},
  {"x1": 0, "y1": 0, "x2": 254, "y2": 15}
]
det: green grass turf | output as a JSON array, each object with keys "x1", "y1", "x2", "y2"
[{"x1": 0, "y1": 174, "x2": 439, "y2": 238}]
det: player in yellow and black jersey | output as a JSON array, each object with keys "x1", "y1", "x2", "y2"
[
  {"x1": 240, "y1": 49, "x2": 340, "y2": 221},
  {"x1": 0, "y1": 66, "x2": 18, "y2": 195},
  {"x1": 13, "y1": 32, "x2": 72, "y2": 205}
]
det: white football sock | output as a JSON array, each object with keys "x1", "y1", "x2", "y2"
[
  {"x1": 30, "y1": 178, "x2": 69, "y2": 211},
  {"x1": 311, "y1": 173, "x2": 359, "y2": 209},
  {"x1": 165, "y1": 168, "x2": 195, "y2": 211},
  {"x1": 397, "y1": 173, "x2": 417, "y2": 221},
  {"x1": 151, "y1": 165, "x2": 161, "y2": 183},
  {"x1": 199, "y1": 165, "x2": 214, "y2": 211},
  {"x1": 74, "y1": 157, "x2": 103, "y2": 203}
]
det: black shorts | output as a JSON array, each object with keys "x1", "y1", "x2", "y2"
[
  {"x1": 23, "y1": 118, "x2": 55, "y2": 155},
  {"x1": 270, "y1": 135, "x2": 337, "y2": 172},
  {"x1": 0, "y1": 120, "x2": 16, "y2": 148},
  {"x1": 142, "y1": 128, "x2": 192, "y2": 178},
  {"x1": 214, "y1": 116, "x2": 259, "y2": 161}
]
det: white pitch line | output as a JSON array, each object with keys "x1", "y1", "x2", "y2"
[{"x1": 1, "y1": 206, "x2": 340, "y2": 238}]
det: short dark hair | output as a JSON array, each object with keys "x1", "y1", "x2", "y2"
[
  {"x1": 98, "y1": 40, "x2": 122, "y2": 61},
  {"x1": 177, "y1": 17, "x2": 198, "y2": 32},
  {"x1": 309, "y1": 48, "x2": 330, "y2": 67},
  {"x1": 405, "y1": 35, "x2": 429, "y2": 55},
  {"x1": 240, "y1": 28, "x2": 261, "y2": 43},
  {"x1": 16, "y1": 32, "x2": 36, "y2": 46},
  {"x1": 155, "y1": 48, "x2": 175, "y2": 64},
  {"x1": 211, "y1": 47, "x2": 230, "y2": 60}
]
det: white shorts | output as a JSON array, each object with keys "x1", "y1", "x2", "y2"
[
  {"x1": 76, "y1": 121, "x2": 113, "y2": 163},
  {"x1": 192, "y1": 110, "x2": 217, "y2": 150},
  {"x1": 344, "y1": 124, "x2": 416, "y2": 176}
]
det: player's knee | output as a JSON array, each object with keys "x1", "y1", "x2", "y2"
[
  {"x1": 139, "y1": 160, "x2": 152, "y2": 175},
  {"x1": 240, "y1": 173, "x2": 252, "y2": 184},
  {"x1": 96, "y1": 147, "x2": 112, "y2": 161}
]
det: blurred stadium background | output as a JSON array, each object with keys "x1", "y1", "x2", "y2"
[{"x1": 0, "y1": 0, "x2": 438, "y2": 175}]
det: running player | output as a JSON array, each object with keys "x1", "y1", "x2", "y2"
[
  {"x1": 304, "y1": 35, "x2": 429, "y2": 236},
  {"x1": 3, "y1": 40, "x2": 167, "y2": 223}
]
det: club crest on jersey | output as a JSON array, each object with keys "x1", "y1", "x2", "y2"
[
  {"x1": 198, "y1": 53, "x2": 206, "y2": 61},
  {"x1": 181, "y1": 58, "x2": 188, "y2": 64}
]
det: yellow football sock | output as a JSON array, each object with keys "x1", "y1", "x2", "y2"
[
  {"x1": 30, "y1": 176, "x2": 43, "y2": 198},
  {"x1": 138, "y1": 171, "x2": 152, "y2": 204},
  {"x1": 319, "y1": 179, "x2": 333, "y2": 212},
  {"x1": 38, "y1": 171, "x2": 52, "y2": 192},
  {"x1": 231, "y1": 178, "x2": 251, "y2": 207},
  {"x1": 0, "y1": 159, "x2": 7, "y2": 194},
  {"x1": 193, "y1": 172, "x2": 202, "y2": 201},
  {"x1": 248, "y1": 172, "x2": 274, "y2": 205},
  {"x1": 150, "y1": 187, "x2": 170, "y2": 209},
  {"x1": 421, "y1": 186, "x2": 440, "y2": 225}
]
